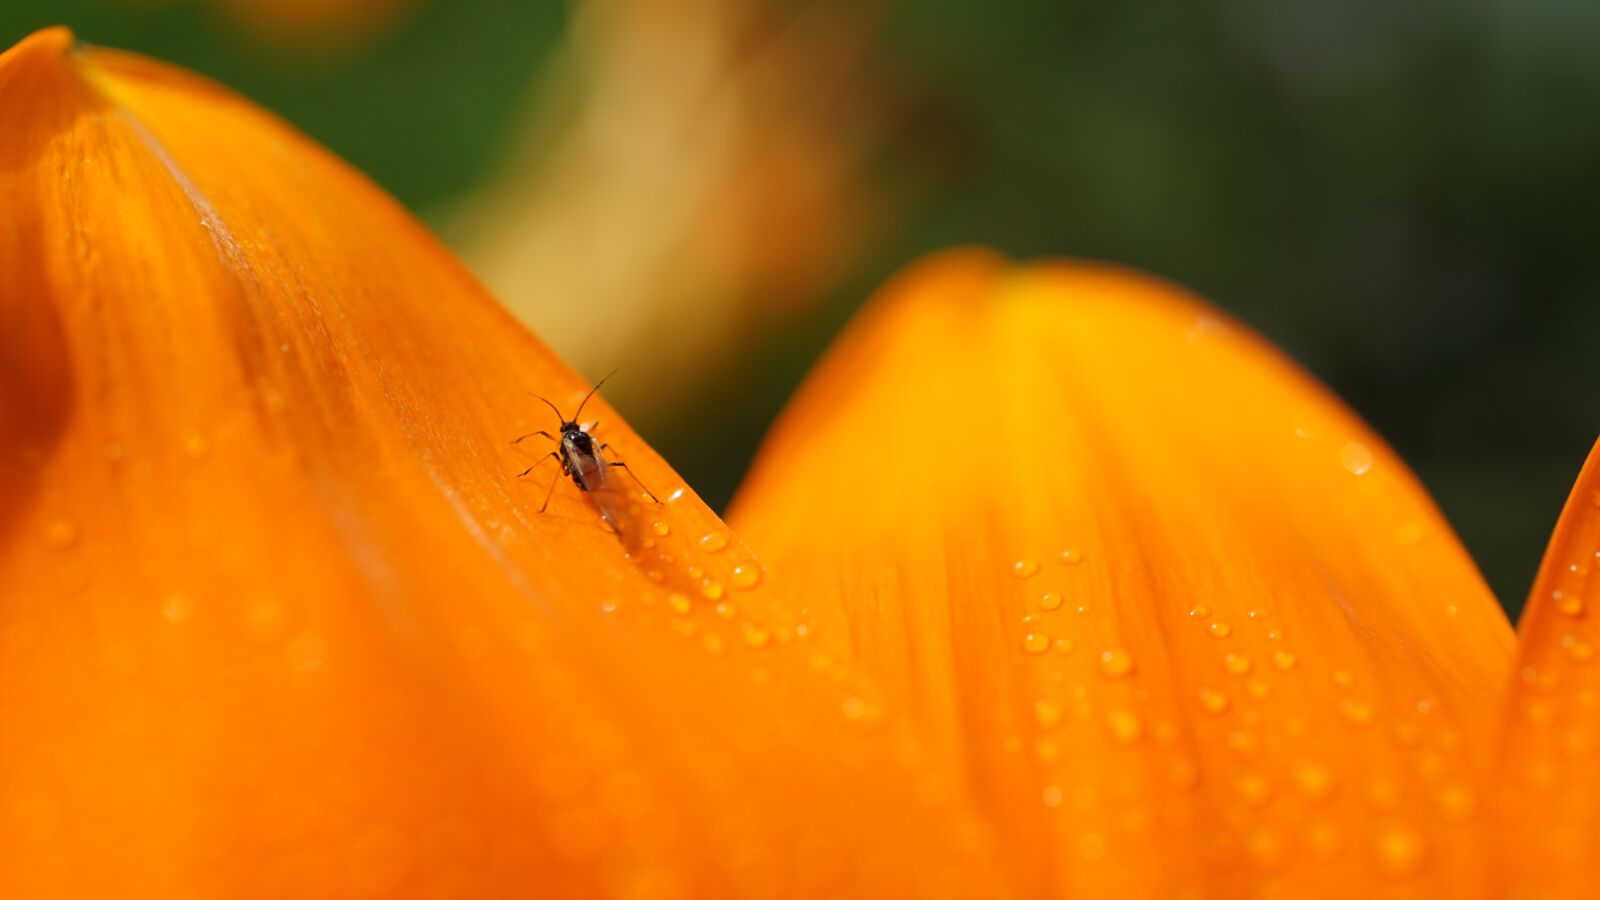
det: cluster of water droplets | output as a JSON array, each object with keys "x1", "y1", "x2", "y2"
[{"x1": 998, "y1": 538, "x2": 1480, "y2": 883}]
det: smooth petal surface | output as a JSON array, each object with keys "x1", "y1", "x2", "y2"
[
  {"x1": 0, "y1": 30, "x2": 998, "y2": 899},
  {"x1": 730, "y1": 250, "x2": 1517, "y2": 897},
  {"x1": 1491, "y1": 437, "x2": 1600, "y2": 898}
]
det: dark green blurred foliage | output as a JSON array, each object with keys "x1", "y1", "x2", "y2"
[{"x1": 7, "y1": 1, "x2": 1597, "y2": 616}]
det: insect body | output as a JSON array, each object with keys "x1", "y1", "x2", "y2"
[{"x1": 513, "y1": 372, "x2": 658, "y2": 536}]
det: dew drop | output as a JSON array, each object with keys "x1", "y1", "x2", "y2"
[
  {"x1": 1371, "y1": 821, "x2": 1426, "y2": 876},
  {"x1": 1060, "y1": 549, "x2": 1083, "y2": 565},
  {"x1": 1331, "y1": 669, "x2": 1355, "y2": 688},
  {"x1": 1434, "y1": 783, "x2": 1477, "y2": 820},
  {"x1": 1188, "y1": 604, "x2": 1211, "y2": 619},
  {"x1": 730, "y1": 564, "x2": 762, "y2": 590},
  {"x1": 1041, "y1": 785, "x2": 1064, "y2": 808},
  {"x1": 181, "y1": 428, "x2": 211, "y2": 460},
  {"x1": 1555, "y1": 590, "x2": 1585, "y2": 617},
  {"x1": 1272, "y1": 650, "x2": 1297, "y2": 671},
  {"x1": 1226, "y1": 729, "x2": 1258, "y2": 755},
  {"x1": 1013, "y1": 559, "x2": 1040, "y2": 578},
  {"x1": 1208, "y1": 621, "x2": 1232, "y2": 639},
  {"x1": 651, "y1": 521, "x2": 671, "y2": 537},
  {"x1": 1053, "y1": 637, "x2": 1074, "y2": 654},
  {"x1": 841, "y1": 697, "x2": 866, "y2": 720},
  {"x1": 1098, "y1": 649, "x2": 1135, "y2": 678},
  {"x1": 1022, "y1": 632, "x2": 1051, "y2": 655},
  {"x1": 714, "y1": 602, "x2": 737, "y2": 619},
  {"x1": 1167, "y1": 757, "x2": 1200, "y2": 789},
  {"x1": 1235, "y1": 771, "x2": 1273, "y2": 805},
  {"x1": 700, "y1": 581, "x2": 726, "y2": 601},
  {"x1": 1341, "y1": 441, "x2": 1373, "y2": 475},
  {"x1": 1106, "y1": 708, "x2": 1144, "y2": 744},
  {"x1": 1246, "y1": 679, "x2": 1272, "y2": 699},
  {"x1": 1039, "y1": 592, "x2": 1062, "y2": 611},
  {"x1": 1197, "y1": 687, "x2": 1231, "y2": 715},
  {"x1": 1292, "y1": 760, "x2": 1337, "y2": 802},
  {"x1": 162, "y1": 593, "x2": 193, "y2": 623},
  {"x1": 1076, "y1": 832, "x2": 1107, "y2": 861},
  {"x1": 701, "y1": 634, "x2": 725, "y2": 654},
  {"x1": 1338, "y1": 698, "x2": 1375, "y2": 728},
  {"x1": 741, "y1": 623, "x2": 772, "y2": 649},
  {"x1": 1223, "y1": 652, "x2": 1252, "y2": 675},
  {"x1": 43, "y1": 520, "x2": 78, "y2": 550},
  {"x1": 698, "y1": 533, "x2": 729, "y2": 553},
  {"x1": 667, "y1": 594, "x2": 692, "y2": 616},
  {"x1": 1034, "y1": 699, "x2": 1062, "y2": 727},
  {"x1": 1562, "y1": 634, "x2": 1595, "y2": 664}
]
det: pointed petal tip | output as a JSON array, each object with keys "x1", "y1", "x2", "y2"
[{"x1": 0, "y1": 26, "x2": 74, "y2": 67}]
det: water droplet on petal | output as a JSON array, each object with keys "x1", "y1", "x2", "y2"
[
  {"x1": 1040, "y1": 592, "x2": 1062, "y2": 610},
  {"x1": 1022, "y1": 632, "x2": 1051, "y2": 655},
  {"x1": 44, "y1": 520, "x2": 78, "y2": 549},
  {"x1": 1106, "y1": 708, "x2": 1144, "y2": 743},
  {"x1": 1060, "y1": 549, "x2": 1083, "y2": 565},
  {"x1": 701, "y1": 581, "x2": 725, "y2": 600},
  {"x1": 741, "y1": 623, "x2": 771, "y2": 649},
  {"x1": 698, "y1": 533, "x2": 728, "y2": 552},
  {"x1": 1098, "y1": 649, "x2": 1135, "y2": 678},
  {"x1": 651, "y1": 521, "x2": 671, "y2": 537},
  {"x1": 1223, "y1": 653, "x2": 1252, "y2": 675},
  {"x1": 1371, "y1": 821, "x2": 1426, "y2": 876},
  {"x1": 1198, "y1": 687, "x2": 1231, "y2": 715},
  {"x1": 1235, "y1": 771, "x2": 1273, "y2": 805},
  {"x1": 1338, "y1": 698, "x2": 1375, "y2": 727},
  {"x1": 1562, "y1": 634, "x2": 1595, "y2": 664},
  {"x1": 1034, "y1": 699, "x2": 1062, "y2": 727},
  {"x1": 667, "y1": 594, "x2": 692, "y2": 616},
  {"x1": 1341, "y1": 441, "x2": 1373, "y2": 475},
  {"x1": 1076, "y1": 832, "x2": 1107, "y2": 861},
  {"x1": 1435, "y1": 783, "x2": 1477, "y2": 819},
  {"x1": 730, "y1": 564, "x2": 762, "y2": 590},
  {"x1": 1555, "y1": 590, "x2": 1585, "y2": 617},
  {"x1": 1041, "y1": 785, "x2": 1064, "y2": 807},
  {"x1": 1292, "y1": 760, "x2": 1337, "y2": 802},
  {"x1": 1209, "y1": 621, "x2": 1231, "y2": 639},
  {"x1": 1013, "y1": 559, "x2": 1040, "y2": 578},
  {"x1": 1189, "y1": 604, "x2": 1211, "y2": 619},
  {"x1": 1272, "y1": 650, "x2": 1297, "y2": 671},
  {"x1": 162, "y1": 593, "x2": 193, "y2": 623}
]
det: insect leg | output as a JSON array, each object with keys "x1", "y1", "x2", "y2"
[
  {"x1": 511, "y1": 430, "x2": 555, "y2": 445},
  {"x1": 517, "y1": 451, "x2": 560, "y2": 478},
  {"x1": 605, "y1": 458, "x2": 662, "y2": 504},
  {"x1": 538, "y1": 468, "x2": 563, "y2": 513}
]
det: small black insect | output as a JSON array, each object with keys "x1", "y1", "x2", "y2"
[{"x1": 513, "y1": 371, "x2": 658, "y2": 533}]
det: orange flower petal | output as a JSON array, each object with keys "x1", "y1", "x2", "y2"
[
  {"x1": 1490, "y1": 436, "x2": 1600, "y2": 896},
  {"x1": 0, "y1": 29, "x2": 998, "y2": 898},
  {"x1": 730, "y1": 249, "x2": 1516, "y2": 896}
]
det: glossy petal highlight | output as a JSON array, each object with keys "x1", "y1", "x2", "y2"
[
  {"x1": 730, "y1": 250, "x2": 1516, "y2": 897},
  {"x1": 1491, "y1": 436, "x2": 1600, "y2": 898},
  {"x1": 0, "y1": 29, "x2": 998, "y2": 899}
]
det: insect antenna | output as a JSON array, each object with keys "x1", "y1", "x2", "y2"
[
  {"x1": 572, "y1": 369, "x2": 618, "y2": 423},
  {"x1": 527, "y1": 391, "x2": 568, "y2": 424}
]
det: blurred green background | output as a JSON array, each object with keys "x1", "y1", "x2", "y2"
[{"x1": 6, "y1": 0, "x2": 1597, "y2": 617}]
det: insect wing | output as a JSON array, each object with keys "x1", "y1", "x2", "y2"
[{"x1": 583, "y1": 451, "x2": 654, "y2": 551}]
